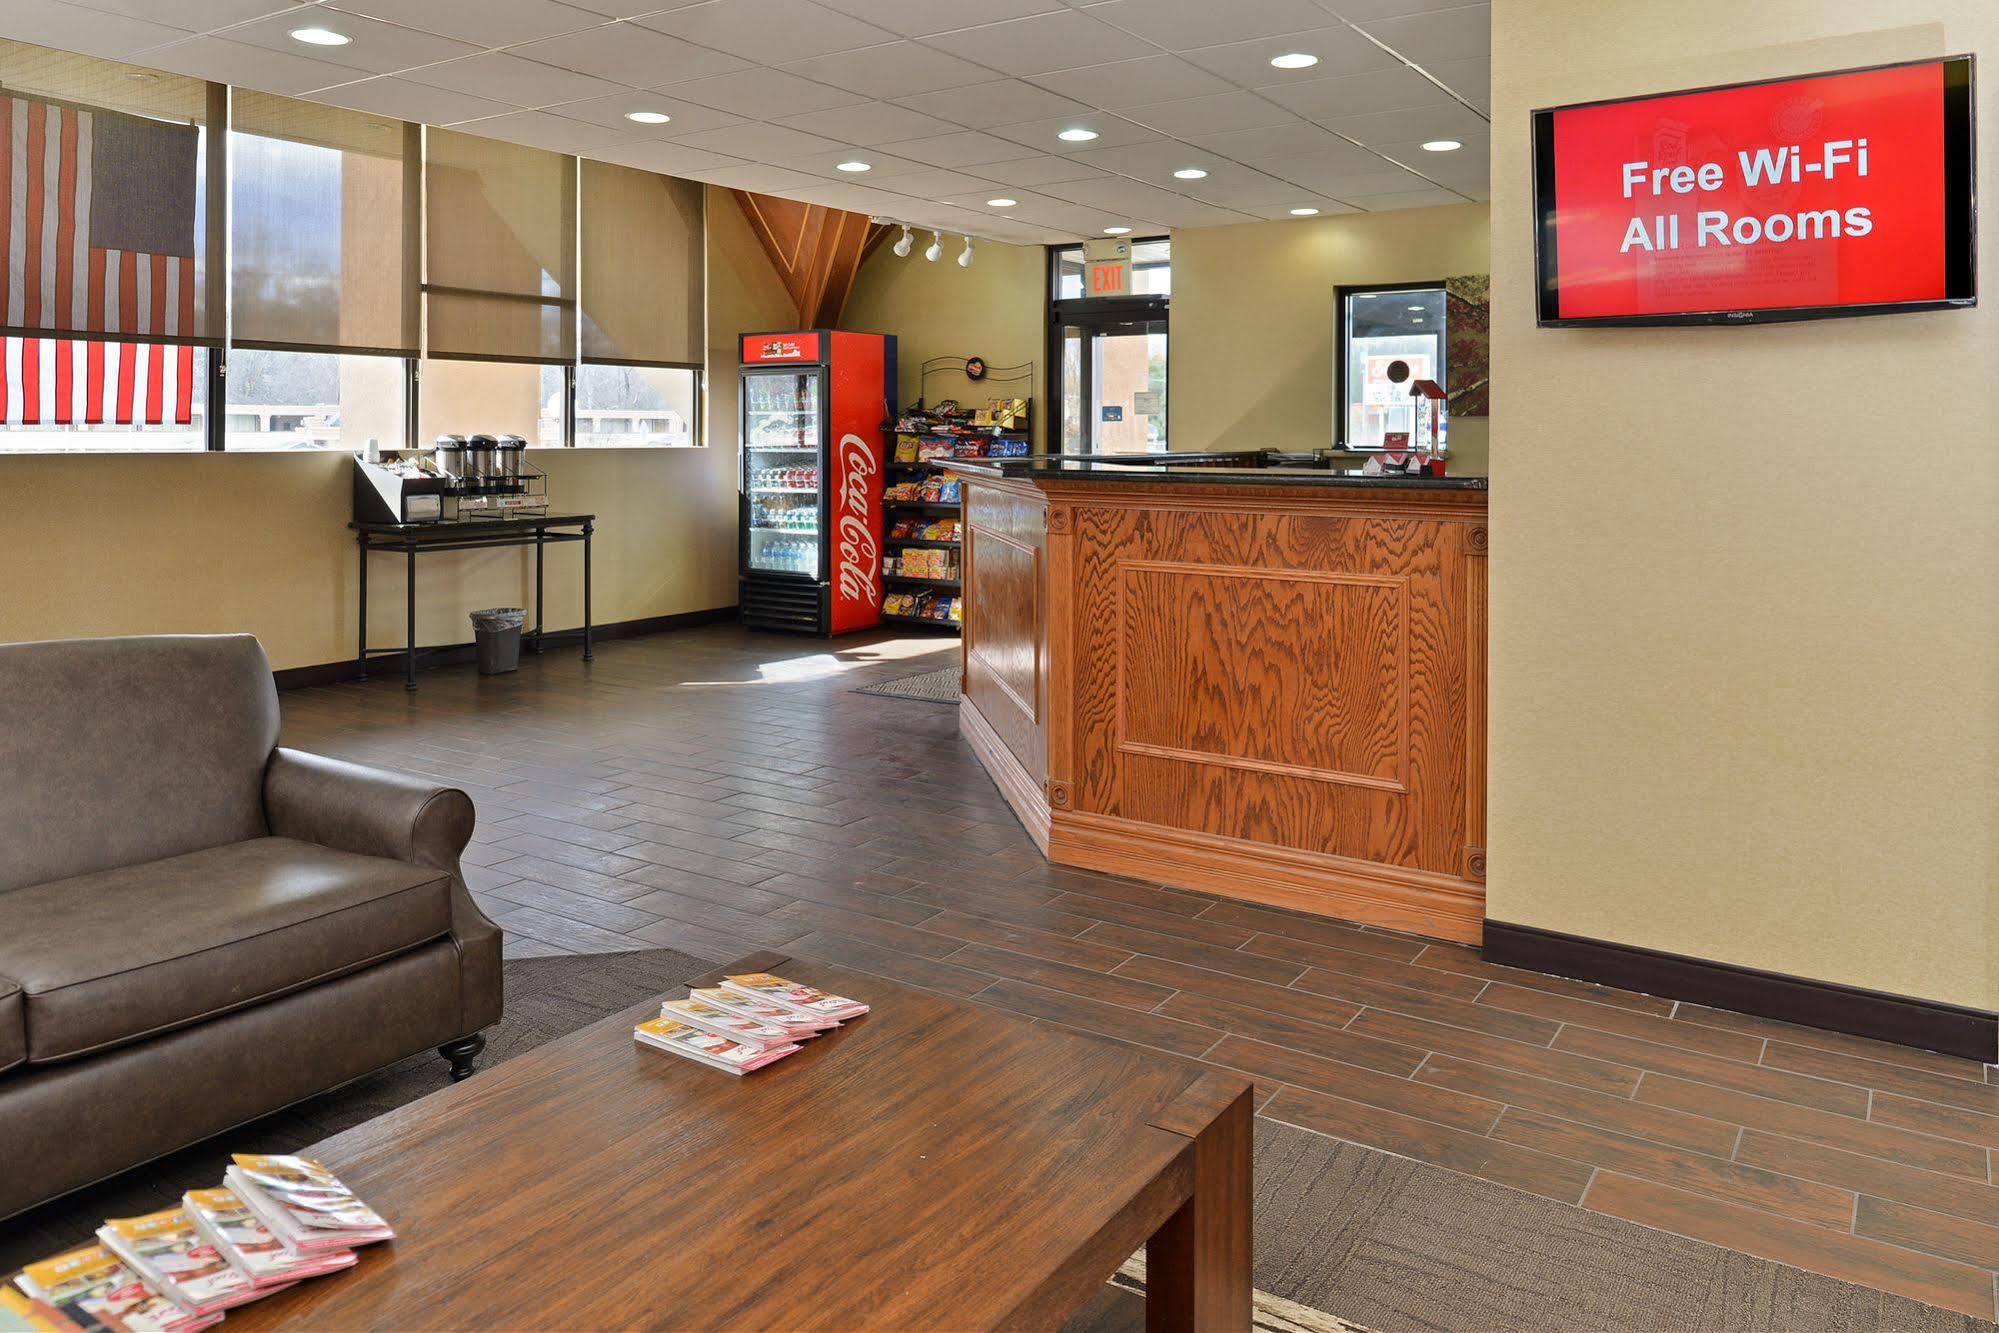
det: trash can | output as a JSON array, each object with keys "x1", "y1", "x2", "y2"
[{"x1": 470, "y1": 607, "x2": 526, "y2": 675}]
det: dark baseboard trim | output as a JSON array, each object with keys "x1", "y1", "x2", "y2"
[
  {"x1": 1484, "y1": 921, "x2": 1997, "y2": 1063},
  {"x1": 273, "y1": 606, "x2": 739, "y2": 691}
]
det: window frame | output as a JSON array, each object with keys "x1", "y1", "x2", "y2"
[
  {"x1": 1333, "y1": 278, "x2": 1449, "y2": 451},
  {"x1": 1046, "y1": 236, "x2": 1171, "y2": 456}
]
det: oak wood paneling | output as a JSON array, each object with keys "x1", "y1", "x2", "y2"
[{"x1": 963, "y1": 480, "x2": 1048, "y2": 793}]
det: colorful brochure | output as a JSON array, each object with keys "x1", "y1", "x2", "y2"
[
  {"x1": 634, "y1": 1016, "x2": 797, "y2": 1074},
  {"x1": 0, "y1": 1287, "x2": 78, "y2": 1333},
  {"x1": 719, "y1": 972, "x2": 869, "y2": 1022},
  {"x1": 97, "y1": 1210, "x2": 259, "y2": 1315},
  {"x1": 659, "y1": 995, "x2": 797, "y2": 1049},
  {"x1": 224, "y1": 1155, "x2": 393, "y2": 1252},
  {"x1": 182, "y1": 1188, "x2": 357, "y2": 1286},
  {"x1": 687, "y1": 985, "x2": 836, "y2": 1034},
  {"x1": 12, "y1": 1246, "x2": 216, "y2": 1333}
]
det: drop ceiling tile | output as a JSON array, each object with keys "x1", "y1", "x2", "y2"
[
  {"x1": 82, "y1": 0, "x2": 303, "y2": 23},
  {"x1": 1238, "y1": 197, "x2": 1358, "y2": 218},
  {"x1": 1138, "y1": 198, "x2": 1256, "y2": 228},
  {"x1": 1033, "y1": 55, "x2": 1232, "y2": 109},
  {"x1": 1352, "y1": 187, "x2": 1468, "y2": 210},
  {"x1": 0, "y1": 0, "x2": 192, "y2": 59},
  {"x1": 1038, "y1": 175, "x2": 1188, "y2": 213},
  {"x1": 1376, "y1": 136, "x2": 1488, "y2": 189},
  {"x1": 781, "y1": 180, "x2": 908, "y2": 211},
  {"x1": 211, "y1": 8, "x2": 478, "y2": 76},
  {"x1": 936, "y1": 186, "x2": 1065, "y2": 212},
  {"x1": 311, "y1": 74, "x2": 519, "y2": 124},
  {"x1": 1165, "y1": 163, "x2": 1309, "y2": 208},
  {"x1": 1324, "y1": 0, "x2": 1472, "y2": 16},
  {"x1": 404, "y1": 51, "x2": 623, "y2": 107},
  {"x1": 1315, "y1": 100, "x2": 1487, "y2": 147},
  {"x1": 511, "y1": 21, "x2": 750, "y2": 86},
  {"x1": 1423, "y1": 56, "x2": 1490, "y2": 105},
  {"x1": 921, "y1": 10, "x2": 1152, "y2": 77},
  {"x1": 1067, "y1": 138, "x2": 1207, "y2": 177},
  {"x1": 538, "y1": 89, "x2": 747, "y2": 136},
  {"x1": 974, "y1": 154, "x2": 1111, "y2": 186},
  {"x1": 777, "y1": 148, "x2": 933, "y2": 180},
  {"x1": 1264, "y1": 64, "x2": 1455, "y2": 120},
  {"x1": 1081, "y1": 0, "x2": 1337, "y2": 51},
  {"x1": 585, "y1": 139, "x2": 748, "y2": 173},
  {"x1": 138, "y1": 35, "x2": 370, "y2": 94},
  {"x1": 690, "y1": 162, "x2": 825, "y2": 192},
  {"x1": 875, "y1": 129, "x2": 1044, "y2": 167},
  {"x1": 1178, "y1": 26, "x2": 1395, "y2": 87},
  {"x1": 632, "y1": 0, "x2": 896, "y2": 64},
  {"x1": 1184, "y1": 120, "x2": 1366, "y2": 162},
  {"x1": 893, "y1": 80, "x2": 1087, "y2": 129},
  {"x1": 667, "y1": 68, "x2": 869, "y2": 118},
  {"x1": 673, "y1": 119, "x2": 856, "y2": 160},
  {"x1": 1121, "y1": 90, "x2": 1294, "y2": 138},
  {"x1": 780, "y1": 40, "x2": 993, "y2": 98},
  {"x1": 810, "y1": 0, "x2": 1063, "y2": 39},
  {"x1": 1357, "y1": 4, "x2": 1489, "y2": 65},
  {"x1": 859, "y1": 166, "x2": 1001, "y2": 197},
  {"x1": 1259, "y1": 153, "x2": 1427, "y2": 195},
  {"x1": 450, "y1": 108, "x2": 631, "y2": 153},
  {"x1": 985, "y1": 111, "x2": 1158, "y2": 153},
  {"x1": 324, "y1": 0, "x2": 609, "y2": 46},
  {"x1": 776, "y1": 99, "x2": 958, "y2": 146}
]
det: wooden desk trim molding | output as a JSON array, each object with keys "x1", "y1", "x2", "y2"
[{"x1": 961, "y1": 472, "x2": 1487, "y2": 946}]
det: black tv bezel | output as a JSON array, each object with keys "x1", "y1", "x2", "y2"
[{"x1": 1532, "y1": 54, "x2": 1977, "y2": 328}]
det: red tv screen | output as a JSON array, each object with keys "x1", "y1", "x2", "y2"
[{"x1": 1533, "y1": 57, "x2": 1975, "y2": 325}]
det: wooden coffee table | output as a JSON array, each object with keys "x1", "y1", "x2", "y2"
[{"x1": 227, "y1": 952, "x2": 1252, "y2": 1331}]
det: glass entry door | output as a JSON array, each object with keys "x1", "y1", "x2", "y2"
[{"x1": 1056, "y1": 316, "x2": 1167, "y2": 454}]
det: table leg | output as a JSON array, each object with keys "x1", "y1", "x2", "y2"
[
  {"x1": 404, "y1": 542, "x2": 418, "y2": 691},
  {"x1": 582, "y1": 521, "x2": 594, "y2": 661},
  {"x1": 1145, "y1": 1081, "x2": 1252, "y2": 1333},
  {"x1": 533, "y1": 529, "x2": 546, "y2": 654},
  {"x1": 356, "y1": 537, "x2": 369, "y2": 681}
]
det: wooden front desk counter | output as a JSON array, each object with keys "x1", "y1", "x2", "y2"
[{"x1": 953, "y1": 459, "x2": 1488, "y2": 945}]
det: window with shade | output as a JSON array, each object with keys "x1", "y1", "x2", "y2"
[
  {"x1": 0, "y1": 40, "x2": 216, "y2": 450},
  {"x1": 575, "y1": 160, "x2": 703, "y2": 447}
]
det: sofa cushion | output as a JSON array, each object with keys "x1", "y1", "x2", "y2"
[
  {"x1": 0, "y1": 837, "x2": 452, "y2": 1064},
  {"x1": 0, "y1": 977, "x2": 21, "y2": 1075}
]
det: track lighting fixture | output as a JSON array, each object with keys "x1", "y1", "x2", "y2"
[
  {"x1": 957, "y1": 236, "x2": 974, "y2": 268},
  {"x1": 892, "y1": 224, "x2": 912, "y2": 257},
  {"x1": 924, "y1": 231, "x2": 943, "y2": 262}
]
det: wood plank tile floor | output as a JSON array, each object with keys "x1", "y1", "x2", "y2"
[{"x1": 281, "y1": 625, "x2": 1999, "y2": 1322}]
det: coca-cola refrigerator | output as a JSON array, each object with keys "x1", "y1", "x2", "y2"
[{"x1": 738, "y1": 329, "x2": 896, "y2": 635}]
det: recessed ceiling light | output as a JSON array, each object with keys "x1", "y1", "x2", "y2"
[
  {"x1": 986, "y1": 197, "x2": 1017, "y2": 207},
  {"x1": 1421, "y1": 139, "x2": 1463, "y2": 152},
  {"x1": 1407, "y1": 304, "x2": 1425, "y2": 311},
  {"x1": 1103, "y1": 225, "x2": 1133, "y2": 235},
  {"x1": 1172, "y1": 167, "x2": 1208, "y2": 180},
  {"x1": 625, "y1": 110, "x2": 672, "y2": 125},
  {"x1": 836, "y1": 160, "x2": 871, "y2": 172},
  {"x1": 1289, "y1": 207, "x2": 1320, "y2": 216},
  {"x1": 1270, "y1": 52, "x2": 1319, "y2": 70},
  {"x1": 288, "y1": 26, "x2": 351, "y2": 46},
  {"x1": 1057, "y1": 127, "x2": 1099, "y2": 142}
]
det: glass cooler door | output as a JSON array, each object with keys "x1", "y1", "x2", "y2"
[{"x1": 743, "y1": 368, "x2": 823, "y2": 580}]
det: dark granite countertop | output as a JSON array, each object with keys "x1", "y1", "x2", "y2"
[{"x1": 946, "y1": 453, "x2": 1487, "y2": 491}]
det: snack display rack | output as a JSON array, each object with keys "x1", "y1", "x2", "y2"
[{"x1": 880, "y1": 389, "x2": 1032, "y2": 635}]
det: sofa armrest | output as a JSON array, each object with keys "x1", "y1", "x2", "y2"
[
  {"x1": 264, "y1": 747, "x2": 473, "y2": 873},
  {"x1": 265, "y1": 748, "x2": 501, "y2": 1035}
]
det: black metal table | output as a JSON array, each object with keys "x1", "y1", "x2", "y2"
[{"x1": 351, "y1": 513, "x2": 595, "y2": 690}]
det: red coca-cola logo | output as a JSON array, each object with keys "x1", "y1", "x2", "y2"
[{"x1": 833, "y1": 432, "x2": 878, "y2": 607}]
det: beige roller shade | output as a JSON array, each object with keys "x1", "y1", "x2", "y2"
[
  {"x1": 231, "y1": 90, "x2": 414, "y2": 354},
  {"x1": 425, "y1": 128, "x2": 574, "y2": 363},
  {"x1": 579, "y1": 160, "x2": 702, "y2": 367}
]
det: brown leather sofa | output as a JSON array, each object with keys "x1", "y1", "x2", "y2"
[{"x1": 0, "y1": 634, "x2": 502, "y2": 1221}]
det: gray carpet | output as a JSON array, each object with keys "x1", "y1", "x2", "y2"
[
  {"x1": 854, "y1": 663, "x2": 961, "y2": 702},
  {"x1": 6, "y1": 949, "x2": 1989, "y2": 1333}
]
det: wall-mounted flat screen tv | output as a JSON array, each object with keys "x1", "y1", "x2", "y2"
[{"x1": 1533, "y1": 56, "x2": 1975, "y2": 326}]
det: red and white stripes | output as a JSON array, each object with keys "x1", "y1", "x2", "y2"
[{"x1": 1, "y1": 335, "x2": 195, "y2": 425}]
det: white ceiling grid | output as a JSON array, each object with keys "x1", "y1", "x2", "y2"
[{"x1": 4, "y1": 0, "x2": 1490, "y2": 244}]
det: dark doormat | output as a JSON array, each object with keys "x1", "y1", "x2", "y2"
[{"x1": 853, "y1": 663, "x2": 962, "y2": 702}]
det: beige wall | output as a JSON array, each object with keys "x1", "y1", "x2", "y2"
[
  {"x1": 0, "y1": 185, "x2": 780, "y2": 673},
  {"x1": 843, "y1": 208, "x2": 1491, "y2": 472},
  {"x1": 1172, "y1": 204, "x2": 1491, "y2": 473},
  {"x1": 842, "y1": 233, "x2": 1048, "y2": 444},
  {"x1": 1489, "y1": 2, "x2": 1999, "y2": 1008}
]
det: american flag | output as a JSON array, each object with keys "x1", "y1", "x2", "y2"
[{"x1": 1, "y1": 93, "x2": 199, "y2": 426}]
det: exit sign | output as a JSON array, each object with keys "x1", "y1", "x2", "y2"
[{"x1": 1083, "y1": 237, "x2": 1131, "y2": 297}]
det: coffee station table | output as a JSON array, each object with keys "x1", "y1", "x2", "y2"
[{"x1": 350, "y1": 512, "x2": 595, "y2": 690}]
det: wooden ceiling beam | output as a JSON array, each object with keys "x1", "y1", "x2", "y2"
[{"x1": 731, "y1": 190, "x2": 890, "y2": 329}]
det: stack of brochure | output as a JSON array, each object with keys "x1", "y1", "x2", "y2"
[
  {"x1": 634, "y1": 971, "x2": 868, "y2": 1075},
  {"x1": 99, "y1": 1209, "x2": 267, "y2": 1317},
  {"x1": 223, "y1": 1155, "x2": 393, "y2": 1254},
  {"x1": 10, "y1": 1244, "x2": 222, "y2": 1333},
  {"x1": 183, "y1": 1188, "x2": 359, "y2": 1285}
]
